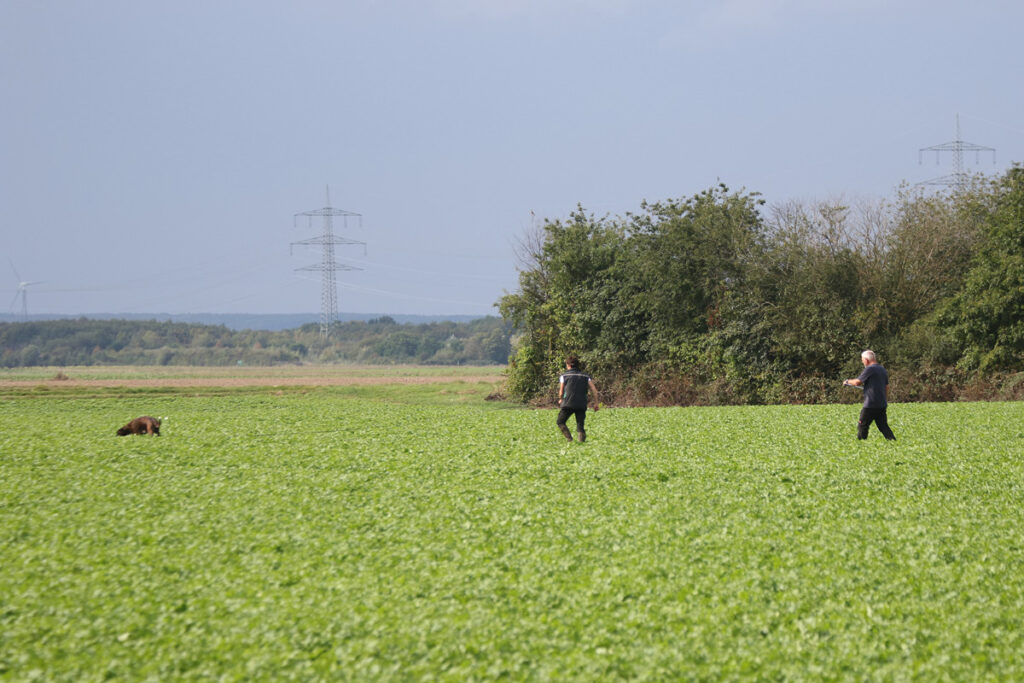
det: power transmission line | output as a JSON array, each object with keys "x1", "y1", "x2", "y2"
[
  {"x1": 291, "y1": 187, "x2": 366, "y2": 339},
  {"x1": 918, "y1": 113, "x2": 996, "y2": 192}
]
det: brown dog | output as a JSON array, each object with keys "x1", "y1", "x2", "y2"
[{"x1": 116, "y1": 416, "x2": 161, "y2": 436}]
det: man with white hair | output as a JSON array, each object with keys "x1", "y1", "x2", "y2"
[{"x1": 843, "y1": 350, "x2": 896, "y2": 440}]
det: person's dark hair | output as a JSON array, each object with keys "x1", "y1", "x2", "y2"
[{"x1": 565, "y1": 355, "x2": 580, "y2": 369}]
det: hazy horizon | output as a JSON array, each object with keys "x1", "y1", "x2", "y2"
[{"x1": 0, "y1": 310, "x2": 492, "y2": 329}]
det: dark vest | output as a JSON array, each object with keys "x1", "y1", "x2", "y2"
[{"x1": 560, "y1": 369, "x2": 591, "y2": 409}]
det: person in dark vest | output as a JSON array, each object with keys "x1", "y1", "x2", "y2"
[
  {"x1": 556, "y1": 355, "x2": 599, "y2": 442},
  {"x1": 843, "y1": 349, "x2": 896, "y2": 440}
]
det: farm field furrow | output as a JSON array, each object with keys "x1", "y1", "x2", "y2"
[
  {"x1": 2, "y1": 392, "x2": 1024, "y2": 679},
  {"x1": 0, "y1": 364, "x2": 503, "y2": 385}
]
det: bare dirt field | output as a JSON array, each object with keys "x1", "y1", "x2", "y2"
[{"x1": 0, "y1": 365, "x2": 505, "y2": 389}]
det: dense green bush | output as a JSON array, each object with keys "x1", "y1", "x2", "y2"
[{"x1": 501, "y1": 167, "x2": 1024, "y2": 404}]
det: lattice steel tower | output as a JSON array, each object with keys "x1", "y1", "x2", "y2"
[
  {"x1": 291, "y1": 187, "x2": 366, "y2": 339},
  {"x1": 919, "y1": 114, "x2": 996, "y2": 191}
]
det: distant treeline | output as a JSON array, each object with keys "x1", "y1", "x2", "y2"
[
  {"x1": 500, "y1": 165, "x2": 1024, "y2": 405},
  {"x1": 0, "y1": 316, "x2": 511, "y2": 367},
  {"x1": 0, "y1": 312, "x2": 486, "y2": 331}
]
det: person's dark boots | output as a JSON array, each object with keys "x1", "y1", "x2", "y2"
[
  {"x1": 558, "y1": 424, "x2": 573, "y2": 441},
  {"x1": 577, "y1": 430, "x2": 586, "y2": 443}
]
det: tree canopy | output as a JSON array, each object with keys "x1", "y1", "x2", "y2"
[
  {"x1": 0, "y1": 316, "x2": 511, "y2": 368},
  {"x1": 501, "y1": 167, "x2": 1024, "y2": 404}
]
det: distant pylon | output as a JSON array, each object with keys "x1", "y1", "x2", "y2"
[
  {"x1": 918, "y1": 114, "x2": 996, "y2": 192},
  {"x1": 291, "y1": 187, "x2": 366, "y2": 339}
]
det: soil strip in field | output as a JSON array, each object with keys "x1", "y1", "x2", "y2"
[{"x1": 0, "y1": 374, "x2": 504, "y2": 389}]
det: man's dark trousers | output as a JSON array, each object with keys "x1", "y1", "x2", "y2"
[
  {"x1": 557, "y1": 407, "x2": 586, "y2": 439},
  {"x1": 858, "y1": 407, "x2": 895, "y2": 440}
]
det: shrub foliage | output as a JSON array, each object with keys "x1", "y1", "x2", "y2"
[{"x1": 501, "y1": 166, "x2": 1024, "y2": 403}]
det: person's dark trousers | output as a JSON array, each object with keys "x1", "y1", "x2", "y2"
[
  {"x1": 557, "y1": 407, "x2": 587, "y2": 441},
  {"x1": 858, "y1": 407, "x2": 896, "y2": 440}
]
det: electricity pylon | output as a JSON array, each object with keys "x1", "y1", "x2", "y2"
[
  {"x1": 919, "y1": 114, "x2": 996, "y2": 192},
  {"x1": 291, "y1": 188, "x2": 366, "y2": 340}
]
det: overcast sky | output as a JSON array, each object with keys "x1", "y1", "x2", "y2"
[{"x1": 2, "y1": 0, "x2": 1022, "y2": 317}]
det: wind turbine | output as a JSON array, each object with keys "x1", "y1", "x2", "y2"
[{"x1": 9, "y1": 260, "x2": 43, "y2": 321}]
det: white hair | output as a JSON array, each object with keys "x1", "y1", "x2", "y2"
[{"x1": 861, "y1": 350, "x2": 876, "y2": 362}]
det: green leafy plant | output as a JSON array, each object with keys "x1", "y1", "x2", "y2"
[{"x1": 2, "y1": 396, "x2": 1023, "y2": 679}]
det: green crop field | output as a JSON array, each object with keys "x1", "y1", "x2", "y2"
[{"x1": 2, "y1": 386, "x2": 1024, "y2": 680}]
